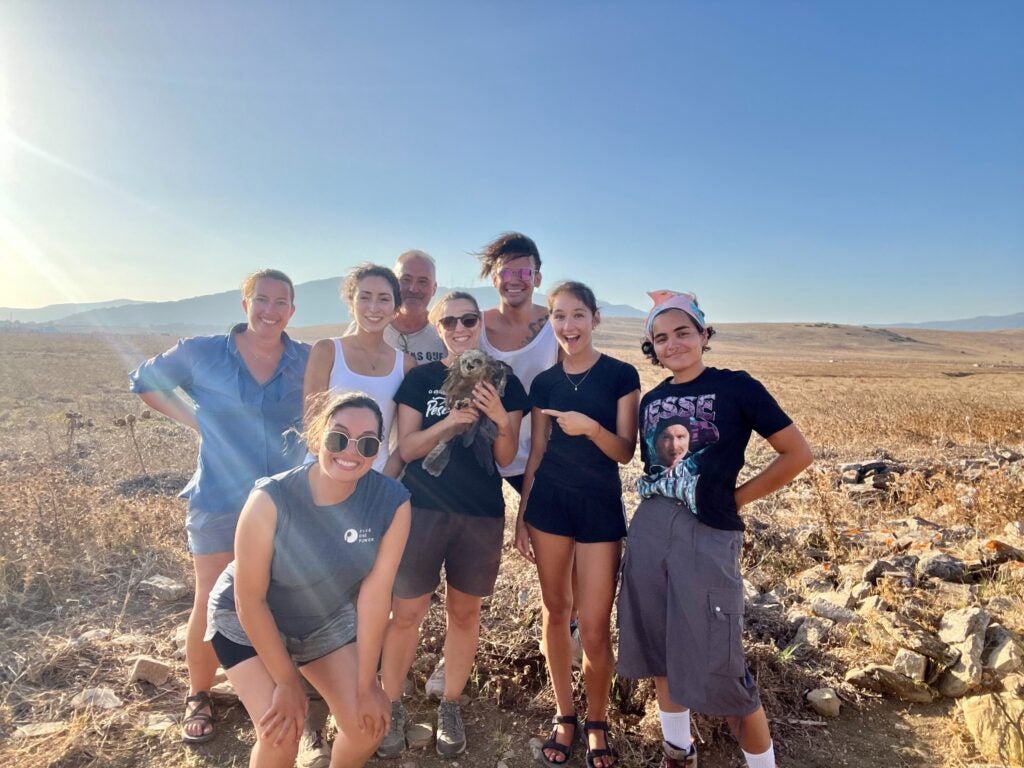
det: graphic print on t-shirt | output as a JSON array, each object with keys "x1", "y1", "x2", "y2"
[
  {"x1": 424, "y1": 390, "x2": 448, "y2": 418},
  {"x1": 637, "y1": 392, "x2": 721, "y2": 514}
]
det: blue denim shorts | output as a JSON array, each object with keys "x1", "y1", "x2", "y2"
[
  {"x1": 186, "y1": 509, "x2": 239, "y2": 555},
  {"x1": 205, "y1": 603, "x2": 357, "y2": 666}
]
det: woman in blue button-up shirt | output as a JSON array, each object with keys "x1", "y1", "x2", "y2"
[{"x1": 129, "y1": 268, "x2": 310, "y2": 744}]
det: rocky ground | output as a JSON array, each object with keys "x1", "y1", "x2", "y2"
[{"x1": 3, "y1": 326, "x2": 1024, "y2": 766}]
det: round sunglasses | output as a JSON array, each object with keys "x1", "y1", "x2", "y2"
[
  {"x1": 323, "y1": 430, "x2": 381, "y2": 458},
  {"x1": 438, "y1": 312, "x2": 480, "y2": 331}
]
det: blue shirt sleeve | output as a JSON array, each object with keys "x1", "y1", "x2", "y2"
[{"x1": 128, "y1": 337, "x2": 198, "y2": 394}]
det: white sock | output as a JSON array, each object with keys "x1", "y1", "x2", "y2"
[
  {"x1": 743, "y1": 740, "x2": 775, "y2": 768},
  {"x1": 658, "y1": 708, "x2": 692, "y2": 751}
]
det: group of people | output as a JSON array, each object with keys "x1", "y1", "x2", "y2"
[{"x1": 129, "y1": 232, "x2": 813, "y2": 768}]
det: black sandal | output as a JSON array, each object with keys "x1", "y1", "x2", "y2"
[
  {"x1": 539, "y1": 713, "x2": 578, "y2": 766},
  {"x1": 181, "y1": 691, "x2": 215, "y2": 745},
  {"x1": 584, "y1": 720, "x2": 619, "y2": 768}
]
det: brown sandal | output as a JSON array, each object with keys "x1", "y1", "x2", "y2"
[{"x1": 181, "y1": 691, "x2": 215, "y2": 744}]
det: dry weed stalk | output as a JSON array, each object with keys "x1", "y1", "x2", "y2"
[{"x1": 112, "y1": 412, "x2": 150, "y2": 474}]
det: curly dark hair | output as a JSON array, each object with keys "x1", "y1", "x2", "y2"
[
  {"x1": 340, "y1": 263, "x2": 402, "y2": 310},
  {"x1": 476, "y1": 232, "x2": 541, "y2": 278},
  {"x1": 641, "y1": 321, "x2": 716, "y2": 367}
]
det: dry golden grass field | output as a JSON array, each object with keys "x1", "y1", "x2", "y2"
[{"x1": 1, "y1": 320, "x2": 1023, "y2": 768}]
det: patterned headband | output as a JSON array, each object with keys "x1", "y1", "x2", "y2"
[{"x1": 644, "y1": 290, "x2": 706, "y2": 341}]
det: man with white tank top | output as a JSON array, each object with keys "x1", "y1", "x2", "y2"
[{"x1": 476, "y1": 232, "x2": 559, "y2": 490}]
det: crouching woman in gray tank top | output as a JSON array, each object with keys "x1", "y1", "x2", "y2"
[{"x1": 206, "y1": 392, "x2": 411, "y2": 768}]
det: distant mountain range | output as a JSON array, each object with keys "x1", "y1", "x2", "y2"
[
  {"x1": 1, "y1": 278, "x2": 645, "y2": 334},
  {"x1": 884, "y1": 312, "x2": 1024, "y2": 332},
  {"x1": 0, "y1": 299, "x2": 146, "y2": 324},
  {"x1": 3, "y1": 285, "x2": 1018, "y2": 334}
]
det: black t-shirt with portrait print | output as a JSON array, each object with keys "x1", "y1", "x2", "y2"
[
  {"x1": 530, "y1": 354, "x2": 641, "y2": 494},
  {"x1": 637, "y1": 367, "x2": 792, "y2": 531},
  {"x1": 395, "y1": 361, "x2": 529, "y2": 518}
]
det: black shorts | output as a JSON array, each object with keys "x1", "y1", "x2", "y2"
[
  {"x1": 209, "y1": 605, "x2": 357, "y2": 670},
  {"x1": 524, "y1": 474, "x2": 627, "y2": 543}
]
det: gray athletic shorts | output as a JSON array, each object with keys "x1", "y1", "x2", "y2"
[
  {"x1": 393, "y1": 507, "x2": 504, "y2": 598},
  {"x1": 205, "y1": 602, "x2": 357, "y2": 665},
  {"x1": 616, "y1": 495, "x2": 761, "y2": 717}
]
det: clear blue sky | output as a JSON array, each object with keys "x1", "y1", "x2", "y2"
[{"x1": 2, "y1": 1, "x2": 1022, "y2": 323}]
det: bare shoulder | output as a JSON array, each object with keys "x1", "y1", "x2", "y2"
[
  {"x1": 524, "y1": 305, "x2": 550, "y2": 343},
  {"x1": 239, "y1": 486, "x2": 279, "y2": 532},
  {"x1": 309, "y1": 338, "x2": 337, "y2": 365},
  {"x1": 483, "y1": 307, "x2": 504, "y2": 327}
]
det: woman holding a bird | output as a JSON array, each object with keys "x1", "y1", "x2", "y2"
[{"x1": 377, "y1": 290, "x2": 529, "y2": 759}]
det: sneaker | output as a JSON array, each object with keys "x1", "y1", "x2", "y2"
[
  {"x1": 570, "y1": 625, "x2": 584, "y2": 670},
  {"x1": 425, "y1": 659, "x2": 446, "y2": 701},
  {"x1": 661, "y1": 739, "x2": 697, "y2": 767},
  {"x1": 298, "y1": 729, "x2": 331, "y2": 768},
  {"x1": 376, "y1": 700, "x2": 407, "y2": 759},
  {"x1": 435, "y1": 699, "x2": 467, "y2": 758},
  {"x1": 298, "y1": 701, "x2": 331, "y2": 768}
]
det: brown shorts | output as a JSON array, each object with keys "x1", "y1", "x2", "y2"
[
  {"x1": 393, "y1": 507, "x2": 504, "y2": 599},
  {"x1": 616, "y1": 495, "x2": 761, "y2": 717}
]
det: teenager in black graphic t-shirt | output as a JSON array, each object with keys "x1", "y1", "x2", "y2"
[
  {"x1": 378, "y1": 291, "x2": 528, "y2": 758},
  {"x1": 616, "y1": 291, "x2": 812, "y2": 768},
  {"x1": 516, "y1": 282, "x2": 640, "y2": 768}
]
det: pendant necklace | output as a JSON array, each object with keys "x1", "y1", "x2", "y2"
[
  {"x1": 563, "y1": 356, "x2": 599, "y2": 391},
  {"x1": 355, "y1": 341, "x2": 386, "y2": 371}
]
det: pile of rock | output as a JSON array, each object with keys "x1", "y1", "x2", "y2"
[
  {"x1": 744, "y1": 513, "x2": 1024, "y2": 763},
  {"x1": 839, "y1": 448, "x2": 1024, "y2": 505}
]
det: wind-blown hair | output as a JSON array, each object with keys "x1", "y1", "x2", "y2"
[{"x1": 475, "y1": 232, "x2": 541, "y2": 278}]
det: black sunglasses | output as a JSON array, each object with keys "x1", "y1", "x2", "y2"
[
  {"x1": 438, "y1": 313, "x2": 480, "y2": 331},
  {"x1": 323, "y1": 431, "x2": 381, "y2": 458}
]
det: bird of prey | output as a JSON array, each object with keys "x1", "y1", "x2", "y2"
[{"x1": 422, "y1": 349, "x2": 511, "y2": 477}]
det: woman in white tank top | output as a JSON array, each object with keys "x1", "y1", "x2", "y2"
[{"x1": 304, "y1": 264, "x2": 415, "y2": 475}]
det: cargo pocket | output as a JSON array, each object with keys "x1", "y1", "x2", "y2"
[{"x1": 707, "y1": 588, "x2": 746, "y2": 676}]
